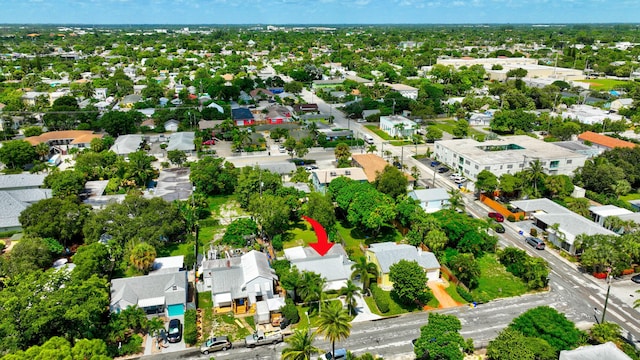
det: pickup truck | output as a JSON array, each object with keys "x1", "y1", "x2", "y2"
[{"x1": 244, "y1": 330, "x2": 283, "y2": 348}]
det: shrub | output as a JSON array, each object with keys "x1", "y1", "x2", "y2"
[
  {"x1": 272, "y1": 234, "x2": 283, "y2": 251},
  {"x1": 183, "y1": 309, "x2": 198, "y2": 345},
  {"x1": 281, "y1": 298, "x2": 300, "y2": 324},
  {"x1": 519, "y1": 214, "x2": 524, "y2": 221},
  {"x1": 507, "y1": 214, "x2": 516, "y2": 222},
  {"x1": 456, "y1": 286, "x2": 475, "y2": 303},
  {"x1": 0, "y1": 240, "x2": 5, "y2": 252},
  {"x1": 371, "y1": 284, "x2": 390, "y2": 313},
  {"x1": 529, "y1": 228, "x2": 538, "y2": 237},
  {"x1": 117, "y1": 334, "x2": 143, "y2": 356}
]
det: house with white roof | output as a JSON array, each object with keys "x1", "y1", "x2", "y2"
[
  {"x1": 560, "y1": 342, "x2": 631, "y2": 360},
  {"x1": 150, "y1": 255, "x2": 185, "y2": 275},
  {"x1": 201, "y1": 250, "x2": 279, "y2": 315},
  {"x1": 365, "y1": 242, "x2": 440, "y2": 290},
  {"x1": 379, "y1": 115, "x2": 417, "y2": 138},
  {"x1": 510, "y1": 198, "x2": 617, "y2": 254},
  {"x1": 311, "y1": 167, "x2": 368, "y2": 194},
  {"x1": 110, "y1": 134, "x2": 144, "y2": 155},
  {"x1": 408, "y1": 188, "x2": 450, "y2": 213},
  {"x1": 166, "y1": 132, "x2": 195, "y2": 154},
  {"x1": 589, "y1": 205, "x2": 640, "y2": 232},
  {"x1": 284, "y1": 244, "x2": 354, "y2": 291},
  {"x1": 110, "y1": 270, "x2": 188, "y2": 316}
]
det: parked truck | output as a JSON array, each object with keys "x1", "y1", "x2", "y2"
[{"x1": 244, "y1": 330, "x2": 283, "y2": 348}]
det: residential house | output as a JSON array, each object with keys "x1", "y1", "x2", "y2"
[
  {"x1": 265, "y1": 106, "x2": 293, "y2": 124},
  {"x1": 21, "y1": 91, "x2": 48, "y2": 107},
  {"x1": 110, "y1": 134, "x2": 144, "y2": 156},
  {"x1": 250, "y1": 88, "x2": 274, "y2": 101},
  {"x1": 119, "y1": 94, "x2": 142, "y2": 108},
  {"x1": 589, "y1": 205, "x2": 640, "y2": 232},
  {"x1": 94, "y1": 88, "x2": 108, "y2": 101},
  {"x1": 610, "y1": 98, "x2": 634, "y2": 112},
  {"x1": 207, "y1": 102, "x2": 224, "y2": 113},
  {"x1": 201, "y1": 250, "x2": 278, "y2": 315},
  {"x1": 24, "y1": 130, "x2": 103, "y2": 153},
  {"x1": 293, "y1": 103, "x2": 319, "y2": 114},
  {"x1": 408, "y1": 188, "x2": 450, "y2": 213},
  {"x1": 150, "y1": 256, "x2": 185, "y2": 275},
  {"x1": 283, "y1": 245, "x2": 355, "y2": 291},
  {"x1": 559, "y1": 342, "x2": 631, "y2": 360},
  {"x1": 382, "y1": 83, "x2": 419, "y2": 100},
  {"x1": 164, "y1": 119, "x2": 180, "y2": 132},
  {"x1": 110, "y1": 270, "x2": 188, "y2": 316},
  {"x1": 351, "y1": 153, "x2": 415, "y2": 186},
  {"x1": 232, "y1": 108, "x2": 255, "y2": 126},
  {"x1": 468, "y1": 112, "x2": 493, "y2": 126},
  {"x1": 140, "y1": 118, "x2": 156, "y2": 130},
  {"x1": 311, "y1": 167, "x2": 368, "y2": 194},
  {"x1": 365, "y1": 242, "x2": 440, "y2": 289},
  {"x1": 511, "y1": 198, "x2": 617, "y2": 254},
  {"x1": 379, "y1": 115, "x2": 417, "y2": 138},
  {"x1": 578, "y1": 131, "x2": 637, "y2": 153},
  {"x1": 561, "y1": 104, "x2": 622, "y2": 125},
  {"x1": 256, "y1": 162, "x2": 297, "y2": 180},
  {"x1": 0, "y1": 188, "x2": 51, "y2": 232},
  {"x1": 166, "y1": 132, "x2": 195, "y2": 155}
]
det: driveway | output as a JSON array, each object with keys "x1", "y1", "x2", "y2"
[{"x1": 428, "y1": 280, "x2": 463, "y2": 309}]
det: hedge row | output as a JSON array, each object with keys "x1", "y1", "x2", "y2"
[
  {"x1": 370, "y1": 284, "x2": 389, "y2": 313},
  {"x1": 184, "y1": 309, "x2": 197, "y2": 345}
]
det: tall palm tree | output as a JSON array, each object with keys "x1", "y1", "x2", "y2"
[
  {"x1": 339, "y1": 280, "x2": 361, "y2": 316},
  {"x1": 82, "y1": 81, "x2": 95, "y2": 99},
  {"x1": 298, "y1": 271, "x2": 326, "y2": 311},
  {"x1": 35, "y1": 142, "x2": 50, "y2": 161},
  {"x1": 129, "y1": 242, "x2": 157, "y2": 273},
  {"x1": 446, "y1": 188, "x2": 465, "y2": 212},
  {"x1": 350, "y1": 257, "x2": 378, "y2": 293},
  {"x1": 316, "y1": 301, "x2": 352, "y2": 360},
  {"x1": 366, "y1": 144, "x2": 377, "y2": 154},
  {"x1": 281, "y1": 329, "x2": 322, "y2": 360},
  {"x1": 523, "y1": 159, "x2": 546, "y2": 197}
]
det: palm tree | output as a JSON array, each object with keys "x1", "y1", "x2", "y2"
[
  {"x1": 611, "y1": 180, "x2": 632, "y2": 198},
  {"x1": 129, "y1": 242, "x2": 157, "y2": 273},
  {"x1": 298, "y1": 271, "x2": 326, "y2": 312},
  {"x1": 339, "y1": 280, "x2": 361, "y2": 316},
  {"x1": 233, "y1": 129, "x2": 251, "y2": 151},
  {"x1": 35, "y1": 142, "x2": 50, "y2": 161},
  {"x1": 523, "y1": 159, "x2": 546, "y2": 197},
  {"x1": 316, "y1": 301, "x2": 352, "y2": 360},
  {"x1": 82, "y1": 81, "x2": 95, "y2": 99},
  {"x1": 350, "y1": 257, "x2": 378, "y2": 293},
  {"x1": 281, "y1": 329, "x2": 322, "y2": 360},
  {"x1": 393, "y1": 122, "x2": 406, "y2": 139},
  {"x1": 366, "y1": 144, "x2": 377, "y2": 154},
  {"x1": 446, "y1": 188, "x2": 465, "y2": 212}
]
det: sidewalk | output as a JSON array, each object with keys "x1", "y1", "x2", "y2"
[{"x1": 351, "y1": 292, "x2": 382, "y2": 323}]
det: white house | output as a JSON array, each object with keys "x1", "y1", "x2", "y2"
[
  {"x1": 379, "y1": 115, "x2": 417, "y2": 138},
  {"x1": 408, "y1": 188, "x2": 450, "y2": 213},
  {"x1": 284, "y1": 245, "x2": 354, "y2": 291},
  {"x1": 382, "y1": 83, "x2": 419, "y2": 100}
]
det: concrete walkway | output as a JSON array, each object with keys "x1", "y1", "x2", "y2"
[{"x1": 351, "y1": 292, "x2": 382, "y2": 323}]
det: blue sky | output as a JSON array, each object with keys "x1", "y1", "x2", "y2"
[{"x1": 1, "y1": 0, "x2": 639, "y2": 25}]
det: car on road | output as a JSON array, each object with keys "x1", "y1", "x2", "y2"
[
  {"x1": 304, "y1": 165, "x2": 319, "y2": 171},
  {"x1": 632, "y1": 274, "x2": 640, "y2": 284},
  {"x1": 278, "y1": 145, "x2": 286, "y2": 153},
  {"x1": 167, "y1": 319, "x2": 182, "y2": 343},
  {"x1": 454, "y1": 178, "x2": 466, "y2": 184},
  {"x1": 320, "y1": 348, "x2": 347, "y2": 360},
  {"x1": 493, "y1": 224, "x2": 505, "y2": 233},
  {"x1": 525, "y1": 236, "x2": 546, "y2": 250},
  {"x1": 449, "y1": 173, "x2": 462, "y2": 179},
  {"x1": 437, "y1": 167, "x2": 449, "y2": 173},
  {"x1": 430, "y1": 161, "x2": 440, "y2": 167},
  {"x1": 200, "y1": 336, "x2": 232, "y2": 354},
  {"x1": 488, "y1": 212, "x2": 504, "y2": 222}
]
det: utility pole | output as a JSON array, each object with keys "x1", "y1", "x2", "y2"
[{"x1": 601, "y1": 268, "x2": 612, "y2": 323}]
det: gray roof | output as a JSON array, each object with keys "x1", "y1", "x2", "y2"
[
  {"x1": 110, "y1": 134, "x2": 143, "y2": 155},
  {"x1": 110, "y1": 270, "x2": 188, "y2": 312},
  {"x1": 511, "y1": 198, "x2": 570, "y2": 214},
  {"x1": 291, "y1": 255, "x2": 353, "y2": 282},
  {"x1": 560, "y1": 342, "x2": 631, "y2": 360},
  {"x1": 257, "y1": 162, "x2": 296, "y2": 175},
  {"x1": 554, "y1": 141, "x2": 594, "y2": 152},
  {"x1": 4, "y1": 189, "x2": 51, "y2": 203},
  {"x1": 204, "y1": 251, "x2": 276, "y2": 299},
  {"x1": 167, "y1": 132, "x2": 195, "y2": 152},
  {"x1": 0, "y1": 174, "x2": 46, "y2": 190},
  {"x1": 283, "y1": 182, "x2": 311, "y2": 193},
  {"x1": 0, "y1": 192, "x2": 28, "y2": 229},
  {"x1": 367, "y1": 242, "x2": 440, "y2": 273},
  {"x1": 409, "y1": 188, "x2": 449, "y2": 203}
]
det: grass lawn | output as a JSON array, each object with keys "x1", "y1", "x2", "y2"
[
  {"x1": 389, "y1": 140, "x2": 413, "y2": 146},
  {"x1": 365, "y1": 125, "x2": 392, "y2": 140},
  {"x1": 212, "y1": 313, "x2": 251, "y2": 341},
  {"x1": 295, "y1": 300, "x2": 345, "y2": 330},
  {"x1": 364, "y1": 289, "x2": 421, "y2": 316},
  {"x1": 444, "y1": 283, "x2": 468, "y2": 304},
  {"x1": 157, "y1": 241, "x2": 194, "y2": 258},
  {"x1": 283, "y1": 221, "x2": 318, "y2": 249},
  {"x1": 471, "y1": 253, "x2": 528, "y2": 302},
  {"x1": 197, "y1": 291, "x2": 213, "y2": 309},
  {"x1": 577, "y1": 78, "x2": 630, "y2": 91},
  {"x1": 207, "y1": 194, "x2": 235, "y2": 213},
  {"x1": 335, "y1": 221, "x2": 402, "y2": 259},
  {"x1": 621, "y1": 193, "x2": 640, "y2": 202},
  {"x1": 430, "y1": 121, "x2": 486, "y2": 141}
]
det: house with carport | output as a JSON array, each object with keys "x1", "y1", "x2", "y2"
[{"x1": 365, "y1": 242, "x2": 440, "y2": 290}]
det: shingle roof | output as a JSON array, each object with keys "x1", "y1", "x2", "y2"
[
  {"x1": 0, "y1": 192, "x2": 28, "y2": 228},
  {"x1": 232, "y1": 107, "x2": 254, "y2": 120},
  {"x1": 110, "y1": 270, "x2": 188, "y2": 312},
  {"x1": 110, "y1": 134, "x2": 143, "y2": 155},
  {"x1": 257, "y1": 162, "x2": 296, "y2": 175},
  {"x1": 291, "y1": 255, "x2": 353, "y2": 282},
  {"x1": 0, "y1": 174, "x2": 46, "y2": 190},
  {"x1": 367, "y1": 242, "x2": 440, "y2": 273},
  {"x1": 167, "y1": 132, "x2": 195, "y2": 151},
  {"x1": 578, "y1": 131, "x2": 637, "y2": 150},
  {"x1": 352, "y1": 154, "x2": 415, "y2": 182}
]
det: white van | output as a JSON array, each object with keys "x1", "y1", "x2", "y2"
[{"x1": 364, "y1": 134, "x2": 374, "y2": 144}]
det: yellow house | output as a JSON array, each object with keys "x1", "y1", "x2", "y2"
[{"x1": 365, "y1": 242, "x2": 440, "y2": 290}]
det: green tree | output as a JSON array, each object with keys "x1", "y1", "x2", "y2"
[
  {"x1": 446, "y1": 188, "x2": 465, "y2": 212},
  {"x1": 125, "y1": 150, "x2": 157, "y2": 187},
  {"x1": 425, "y1": 126, "x2": 443, "y2": 142},
  {"x1": 448, "y1": 253, "x2": 481, "y2": 289},
  {"x1": 190, "y1": 157, "x2": 237, "y2": 196},
  {"x1": 99, "y1": 110, "x2": 142, "y2": 137},
  {"x1": 34, "y1": 142, "x2": 50, "y2": 161},
  {"x1": 565, "y1": 197, "x2": 591, "y2": 217},
  {"x1": 334, "y1": 143, "x2": 352, "y2": 168},
  {"x1": 3, "y1": 236, "x2": 55, "y2": 276},
  {"x1": 221, "y1": 218, "x2": 258, "y2": 247},
  {"x1": 129, "y1": 242, "x2": 157, "y2": 274},
  {"x1": 248, "y1": 193, "x2": 291, "y2": 236},
  {"x1": 23, "y1": 126, "x2": 43, "y2": 138},
  {"x1": 234, "y1": 166, "x2": 282, "y2": 208},
  {"x1": 284, "y1": 81, "x2": 304, "y2": 94},
  {"x1": 72, "y1": 338, "x2": 110, "y2": 360},
  {"x1": 375, "y1": 165, "x2": 409, "y2": 200},
  {"x1": 339, "y1": 280, "x2": 361, "y2": 315},
  {"x1": 414, "y1": 313, "x2": 466, "y2": 360},
  {"x1": 0, "y1": 140, "x2": 37, "y2": 169},
  {"x1": 351, "y1": 256, "x2": 378, "y2": 293},
  {"x1": 167, "y1": 150, "x2": 187, "y2": 167},
  {"x1": 44, "y1": 170, "x2": 86, "y2": 197},
  {"x1": 316, "y1": 301, "x2": 352, "y2": 360},
  {"x1": 475, "y1": 170, "x2": 499, "y2": 196},
  {"x1": 487, "y1": 327, "x2": 555, "y2": 360},
  {"x1": 302, "y1": 192, "x2": 337, "y2": 232},
  {"x1": 347, "y1": 188, "x2": 396, "y2": 235},
  {"x1": 19, "y1": 197, "x2": 90, "y2": 247},
  {"x1": 508, "y1": 306, "x2": 586, "y2": 353},
  {"x1": 452, "y1": 119, "x2": 470, "y2": 138},
  {"x1": 281, "y1": 329, "x2": 322, "y2": 360},
  {"x1": 523, "y1": 159, "x2": 546, "y2": 197},
  {"x1": 72, "y1": 242, "x2": 112, "y2": 281},
  {"x1": 590, "y1": 322, "x2": 622, "y2": 345},
  {"x1": 389, "y1": 259, "x2": 430, "y2": 305}
]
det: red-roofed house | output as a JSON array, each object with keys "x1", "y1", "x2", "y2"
[{"x1": 578, "y1": 131, "x2": 637, "y2": 152}]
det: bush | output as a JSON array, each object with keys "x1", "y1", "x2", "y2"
[
  {"x1": 507, "y1": 214, "x2": 516, "y2": 222},
  {"x1": 371, "y1": 284, "x2": 390, "y2": 313},
  {"x1": 529, "y1": 228, "x2": 538, "y2": 237},
  {"x1": 0, "y1": 240, "x2": 5, "y2": 252},
  {"x1": 281, "y1": 298, "x2": 300, "y2": 324},
  {"x1": 183, "y1": 309, "x2": 198, "y2": 345},
  {"x1": 116, "y1": 334, "x2": 143, "y2": 356},
  {"x1": 272, "y1": 234, "x2": 283, "y2": 251},
  {"x1": 456, "y1": 286, "x2": 475, "y2": 303}
]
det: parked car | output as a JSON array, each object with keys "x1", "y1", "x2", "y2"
[
  {"x1": 278, "y1": 145, "x2": 286, "y2": 153},
  {"x1": 631, "y1": 274, "x2": 640, "y2": 284},
  {"x1": 202, "y1": 139, "x2": 216, "y2": 145},
  {"x1": 320, "y1": 348, "x2": 347, "y2": 360},
  {"x1": 525, "y1": 237, "x2": 546, "y2": 250},
  {"x1": 488, "y1": 212, "x2": 504, "y2": 222},
  {"x1": 437, "y1": 167, "x2": 449, "y2": 173},
  {"x1": 449, "y1": 173, "x2": 462, "y2": 179},
  {"x1": 167, "y1": 319, "x2": 182, "y2": 343},
  {"x1": 357, "y1": 118, "x2": 367, "y2": 123},
  {"x1": 304, "y1": 165, "x2": 319, "y2": 171},
  {"x1": 430, "y1": 161, "x2": 440, "y2": 167},
  {"x1": 454, "y1": 178, "x2": 466, "y2": 184},
  {"x1": 200, "y1": 336, "x2": 232, "y2": 354},
  {"x1": 493, "y1": 224, "x2": 505, "y2": 233}
]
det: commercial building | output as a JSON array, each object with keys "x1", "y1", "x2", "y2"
[
  {"x1": 434, "y1": 135, "x2": 587, "y2": 182},
  {"x1": 436, "y1": 57, "x2": 585, "y2": 82},
  {"x1": 379, "y1": 115, "x2": 417, "y2": 138}
]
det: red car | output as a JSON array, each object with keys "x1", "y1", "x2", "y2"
[
  {"x1": 488, "y1": 212, "x2": 504, "y2": 222},
  {"x1": 202, "y1": 139, "x2": 216, "y2": 145}
]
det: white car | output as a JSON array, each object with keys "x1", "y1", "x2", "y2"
[
  {"x1": 278, "y1": 146, "x2": 286, "y2": 153},
  {"x1": 449, "y1": 173, "x2": 462, "y2": 179}
]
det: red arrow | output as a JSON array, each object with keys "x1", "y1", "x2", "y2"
[{"x1": 302, "y1": 215, "x2": 333, "y2": 256}]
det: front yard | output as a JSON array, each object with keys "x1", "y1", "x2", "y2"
[{"x1": 471, "y1": 253, "x2": 528, "y2": 303}]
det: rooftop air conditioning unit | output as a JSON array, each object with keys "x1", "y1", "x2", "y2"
[{"x1": 345, "y1": 170, "x2": 351, "y2": 175}]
